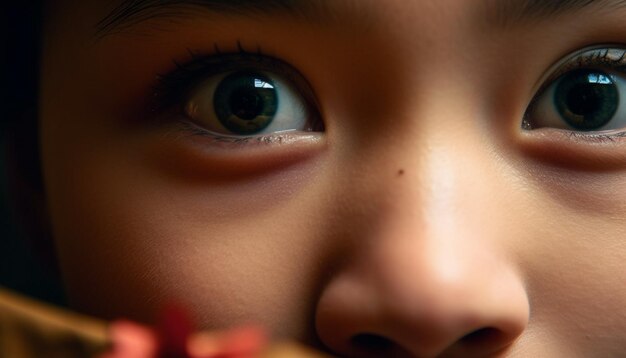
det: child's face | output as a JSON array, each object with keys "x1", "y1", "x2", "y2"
[{"x1": 41, "y1": 0, "x2": 626, "y2": 356}]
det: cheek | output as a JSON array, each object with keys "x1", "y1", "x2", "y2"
[
  {"x1": 43, "y1": 123, "x2": 333, "y2": 337},
  {"x1": 517, "y1": 194, "x2": 626, "y2": 348}
]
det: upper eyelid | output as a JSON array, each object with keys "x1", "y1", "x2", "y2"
[
  {"x1": 151, "y1": 47, "x2": 318, "y2": 113},
  {"x1": 549, "y1": 47, "x2": 626, "y2": 79},
  {"x1": 531, "y1": 45, "x2": 626, "y2": 96}
]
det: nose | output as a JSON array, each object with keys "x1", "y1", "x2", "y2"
[
  {"x1": 315, "y1": 242, "x2": 528, "y2": 357},
  {"x1": 315, "y1": 150, "x2": 529, "y2": 357}
]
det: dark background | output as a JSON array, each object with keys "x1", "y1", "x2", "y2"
[{"x1": 2, "y1": 1, "x2": 66, "y2": 305}]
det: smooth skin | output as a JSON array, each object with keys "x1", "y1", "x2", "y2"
[{"x1": 41, "y1": 0, "x2": 626, "y2": 357}]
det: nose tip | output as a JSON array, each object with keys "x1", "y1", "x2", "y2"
[{"x1": 315, "y1": 249, "x2": 529, "y2": 358}]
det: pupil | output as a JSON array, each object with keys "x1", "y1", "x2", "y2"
[
  {"x1": 565, "y1": 83, "x2": 603, "y2": 116},
  {"x1": 229, "y1": 88, "x2": 264, "y2": 120}
]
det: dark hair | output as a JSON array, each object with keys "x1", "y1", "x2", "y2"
[
  {"x1": 3, "y1": 1, "x2": 42, "y2": 128},
  {"x1": 1, "y1": 0, "x2": 65, "y2": 305}
]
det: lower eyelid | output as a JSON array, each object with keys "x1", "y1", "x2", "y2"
[
  {"x1": 176, "y1": 119, "x2": 319, "y2": 145},
  {"x1": 518, "y1": 128, "x2": 626, "y2": 170},
  {"x1": 523, "y1": 127, "x2": 626, "y2": 144},
  {"x1": 154, "y1": 118, "x2": 326, "y2": 176}
]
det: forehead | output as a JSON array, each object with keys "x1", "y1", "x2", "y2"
[{"x1": 51, "y1": 0, "x2": 626, "y2": 37}]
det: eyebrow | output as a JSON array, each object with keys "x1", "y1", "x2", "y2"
[
  {"x1": 492, "y1": 0, "x2": 626, "y2": 26},
  {"x1": 94, "y1": 0, "x2": 324, "y2": 38},
  {"x1": 95, "y1": 0, "x2": 626, "y2": 38}
]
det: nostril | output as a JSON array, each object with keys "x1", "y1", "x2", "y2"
[
  {"x1": 460, "y1": 327, "x2": 502, "y2": 346},
  {"x1": 351, "y1": 333, "x2": 394, "y2": 352}
]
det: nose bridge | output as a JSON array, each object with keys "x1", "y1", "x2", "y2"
[
  {"x1": 360, "y1": 137, "x2": 518, "y2": 320},
  {"x1": 369, "y1": 109, "x2": 504, "y2": 250}
]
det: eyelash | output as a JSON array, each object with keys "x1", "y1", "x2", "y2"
[
  {"x1": 523, "y1": 47, "x2": 626, "y2": 142},
  {"x1": 151, "y1": 42, "x2": 321, "y2": 142},
  {"x1": 178, "y1": 120, "x2": 310, "y2": 146}
]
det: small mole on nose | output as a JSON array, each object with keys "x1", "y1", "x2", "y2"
[{"x1": 398, "y1": 169, "x2": 405, "y2": 176}]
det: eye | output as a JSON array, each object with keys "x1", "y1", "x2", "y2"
[
  {"x1": 153, "y1": 50, "x2": 323, "y2": 141},
  {"x1": 185, "y1": 70, "x2": 319, "y2": 136},
  {"x1": 524, "y1": 48, "x2": 626, "y2": 133}
]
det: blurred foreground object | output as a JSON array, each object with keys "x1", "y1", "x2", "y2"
[
  {"x1": 0, "y1": 287, "x2": 108, "y2": 357},
  {"x1": 0, "y1": 288, "x2": 328, "y2": 357}
]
